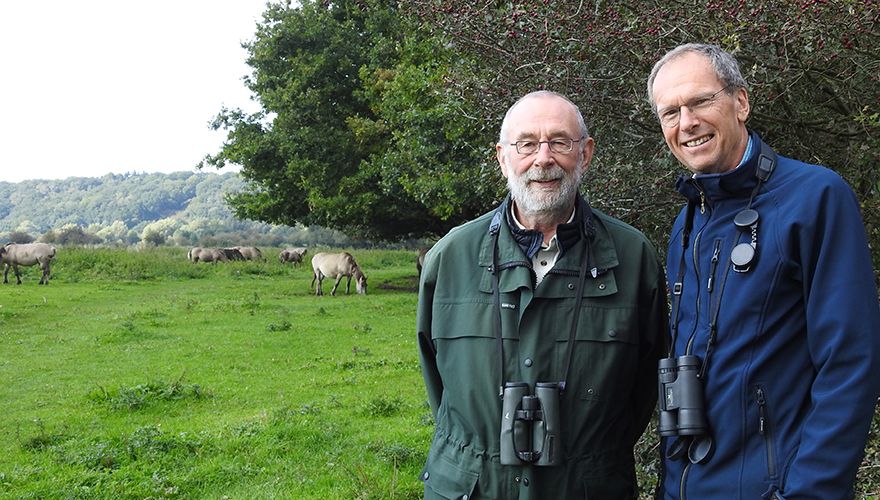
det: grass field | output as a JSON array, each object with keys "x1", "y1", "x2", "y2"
[
  {"x1": 1, "y1": 246, "x2": 877, "y2": 498},
  {"x1": 1, "y1": 247, "x2": 429, "y2": 499}
]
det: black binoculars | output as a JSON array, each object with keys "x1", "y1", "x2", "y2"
[
  {"x1": 658, "y1": 355, "x2": 709, "y2": 436},
  {"x1": 658, "y1": 355, "x2": 714, "y2": 463},
  {"x1": 500, "y1": 382, "x2": 560, "y2": 466}
]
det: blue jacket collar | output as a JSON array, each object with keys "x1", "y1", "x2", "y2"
[{"x1": 676, "y1": 130, "x2": 768, "y2": 204}]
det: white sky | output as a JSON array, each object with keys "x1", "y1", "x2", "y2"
[{"x1": 0, "y1": 1, "x2": 269, "y2": 183}]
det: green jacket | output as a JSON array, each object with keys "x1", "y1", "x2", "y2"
[{"x1": 417, "y1": 196, "x2": 668, "y2": 499}]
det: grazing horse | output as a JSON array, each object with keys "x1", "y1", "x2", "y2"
[
  {"x1": 1, "y1": 242, "x2": 56, "y2": 285},
  {"x1": 222, "y1": 248, "x2": 245, "y2": 261},
  {"x1": 310, "y1": 252, "x2": 367, "y2": 296},
  {"x1": 188, "y1": 247, "x2": 228, "y2": 263},
  {"x1": 235, "y1": 246, "x2": 263, "y2": 261},
  {"x1": 280, "y1": 247, "x2": 308, "y2": 266}
]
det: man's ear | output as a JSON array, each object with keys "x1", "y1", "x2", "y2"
[
  {"x1": 735, "y1": 87, "x2": 750, "y2": 124},
  {"x1": 496, "y1": 143, "x2": 509, "y2": 178},
  {"x1": 580, "y1": 137, "x2": 596, "y2": 174}
]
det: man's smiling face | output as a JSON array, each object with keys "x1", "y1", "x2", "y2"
[
  {"x1": 651, "y1": 51, "x2": 751, "y2": 175},
  {"x1": 496, "y1": 94, "x2": 593, "y2": 219}
]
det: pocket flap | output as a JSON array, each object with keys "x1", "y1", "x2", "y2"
[{"x1": 420, "y1": 453, "x2": 479, "y2": 499}]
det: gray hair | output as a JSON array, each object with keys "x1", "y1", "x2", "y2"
[
  {"x1": 646, "y1": 43, "x2": 748, "y2": 114},
  {"x1": 498, "y1": 90, "x2": 590, "y2": 144}
]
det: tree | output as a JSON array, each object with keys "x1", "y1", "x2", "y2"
[
  {"x1": 41, "y1": 224, "x2": 102, "y2": 246},
  {"x1": 401, "y1": 1, "x2": 880, "y2": 495},
  {"x1": 203, "y1": 0, "x2": 493, "y2": 240},
  {"x1": 140, "y1": 218, "x2": 180, "y2": 247},
  {"x1": 5, "y1": 231, "x2": 35, "y2": 244},
  {"x1": 403, "y1": 0, "x2": 880, "y2": 266}
]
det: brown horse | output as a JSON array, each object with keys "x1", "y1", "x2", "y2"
[{"x1": 310, "y1": 252, "x2": 367, "y2": 296}]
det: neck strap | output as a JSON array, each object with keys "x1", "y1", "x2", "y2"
[{"x1": 489, "y1": 207, "x2": 594, "y2": 396}]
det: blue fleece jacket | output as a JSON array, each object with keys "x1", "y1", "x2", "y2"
[{"x1": 661, "y1": 131, "x2": 880, "y2": 499}]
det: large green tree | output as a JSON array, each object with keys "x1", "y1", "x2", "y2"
[
  {"x1": 206, "y1": 0, "x2": 877, "y2": 260},
  {"x1": 404, "y1": 0, "x2": 879, "y2": 265},
  {"x1": 203, "y1": 0, "x2": 494, "y2": 240}
]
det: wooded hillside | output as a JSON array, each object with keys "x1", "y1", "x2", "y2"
[{"x1": 0, "y1": 171, "x2": 353, "y2": 247}]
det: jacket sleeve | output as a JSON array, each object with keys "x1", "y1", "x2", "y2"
[
  {"x1": 782, "y1": 173, "x2": 880, "y2": 497},
  {"x1": 632, "y1": 246, "x2": 670, "y2": 444},
  {"x1": 417, "y1": 248, "x2": 443, "y2": 418}
]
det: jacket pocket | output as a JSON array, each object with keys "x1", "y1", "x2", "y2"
[
  {"x1": 755, "y1": 385, "x2": 778, "y2": 479},
  {"x1": 555, "y1": 308, "x2": 637, "y2": 402},
  {"x1": 420, "y1": 452, "x2": 480, "y2": 500}
]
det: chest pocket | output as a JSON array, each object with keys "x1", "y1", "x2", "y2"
[
  {"x1": 430, "y1": 299, "x2": 504, "y2": 388},
  {"x1": 554, "y1": 306, "x2": 638, "y2": 402}
]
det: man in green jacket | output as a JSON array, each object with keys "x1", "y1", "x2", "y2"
[{"x1": 417, "y1": 90, "x2": 668, "y2": 499}]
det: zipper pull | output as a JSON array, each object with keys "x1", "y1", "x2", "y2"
[
  {"x1": 707, "y1": 240, "x2": 721, "y2": 292},
  {"x1": 700, "y1": 192, "x2": 706, "y2": 214},
  {"x1": 756, "y1": 387, "x2": 767, "y2": 435}
]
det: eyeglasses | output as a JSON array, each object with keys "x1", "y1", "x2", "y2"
[
  {"x1": 509, "y1": 137, "x2": 585, "y2": 155},
  {"x1": 657, "y1": 85, "x2": 733, "y2": 128}
]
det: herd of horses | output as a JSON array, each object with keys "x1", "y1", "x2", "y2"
[
  {"x1": 189, "y1": 246, "x2": 368, "y2": 296},
  {"x1": 1, "y1": 242, "x2": 432, "y2": 296}
]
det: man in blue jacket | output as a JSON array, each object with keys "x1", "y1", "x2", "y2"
[{"x1": 647, "y1": 43, "x2": 880, "y2": 499}]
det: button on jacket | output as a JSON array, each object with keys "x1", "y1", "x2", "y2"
[
  {"x1": 417, "y1": 195, "x2": 667, "y2": 499},
  {"x1": 661, "y1": 131, "x2": 880, "y2": 499}
]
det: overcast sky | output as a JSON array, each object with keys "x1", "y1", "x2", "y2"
[{"x1": 0, "y1": 1, "x2": 269, "y2": 183}]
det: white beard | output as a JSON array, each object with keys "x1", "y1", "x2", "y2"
[{"x1": 506, "y1": 162, "x2": 584, "y2": 219}]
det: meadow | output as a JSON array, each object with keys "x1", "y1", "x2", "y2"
[
  {"x1": 0, "y1": 247, "x2": 428, "y2": 499},
  {"x1": 1, "y1": 247, "x2": 877, "y2": 499}
]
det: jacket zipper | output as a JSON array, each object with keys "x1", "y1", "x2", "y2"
[
  {"x1": 677, "y1": 184, "x2": 709, "y2": 500},
  {"x1": 707, "y1": 239, "x2": 721, "y2": 293},
  {"x1": 756, "y1": 386, "x2": 777, "y2": 477}
]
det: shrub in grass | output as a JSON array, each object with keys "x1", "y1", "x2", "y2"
[
  {"x1": 367, "y1": 441, "x2": 420, "y2": 467},
  {"x1": 266, "y1": 320, "x2": 292, "y2": 332},
  {"x1": 19, "y1": 420, "x2": 67, "y2": 452},
  {"x1": 64, "y1": 425, "x2": 209, "y2": 472},
  {"x1": 89, "y1": 377, "x2": 212, "y2": 411},
  {"x1": 363, "y1": 395, "x2": 403, "y2": 417}
]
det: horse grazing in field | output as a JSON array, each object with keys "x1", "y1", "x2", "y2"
[
  {"x1": 310, "y1": 252, "x2": 367, "y2": 296},
  {"x1": 1, "y1": 242, "x2": 56, "y2": 285},
  {"x1": 234, "y1": 246, "x2": 263, "y2": 261},
  {"x1": 188, "y1": 247, "x2": 228, "y2": 263},
  {"x1": 280, "y1": 247, "x2": 308, "y2": 266},
  {"x1": 222, "y1": 248, "x2": 245, "y2": 261}
]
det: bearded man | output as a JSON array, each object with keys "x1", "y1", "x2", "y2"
[{"x1": 416, "y1": 90, "x2": 668, "y2": 499}]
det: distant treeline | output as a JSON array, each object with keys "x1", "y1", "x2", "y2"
[{"x1": 0, "y1": 171, "x2": 367, "y2": 248}]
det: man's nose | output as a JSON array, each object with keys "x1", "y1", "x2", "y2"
[
  {"x1": 533, "y1": 141, "x2": 555, "y2": 166},
  {"x1": 678, "y1": 106, "x2": 700, "y2": 130}
]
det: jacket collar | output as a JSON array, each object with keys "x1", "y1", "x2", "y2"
[
  {"x1": 677, "y1": 130, "x2": 768, "y2": 204},
  {"x1": 477, "y1": 194, "x2": 619, "y2": 295},
  {"x1": 478, "y1": 194, "x2": 617, "y2": 271},
  {"x1": 499, "y1": 193, "x2": 596, "y2": 259}
]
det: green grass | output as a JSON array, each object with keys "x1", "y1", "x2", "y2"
[
  {"x1": 0, "y1": 247, "x2": 428, "y2": 499},
  {"x1": 1, "y1": 246, "x2": 877, "y2": 498}
]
